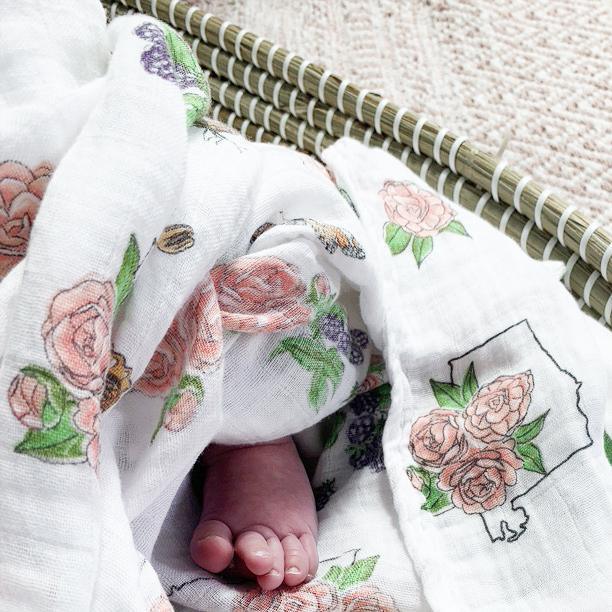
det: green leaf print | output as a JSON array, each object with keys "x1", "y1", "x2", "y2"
[
  {"x1": 20, "y1": 365, "x2": 72, "y2": 429},
  {"x1": 411, "y1": 235, "x2": 433, "y2": 267},
  {"x1": 605, "y1": 431, "x2": 612, "y2": 465},
  {"x1": 460, "y1": 362, "x2": 479, "y2": 404},
  {"x1": 513, "y1": 411, "x2": 549, "y2": 444},
  {"x1": 409, "y1": 466, "x2": 452, "y2": 513},
  {"x1": 323, "y1": 410, "x2": 347, "y2": 449},
  {"x1": 183, "y1": 92, "x2": 209, "y2": 127},
  {"x1": 269, "y1": 337, "x2": 327, "y2": 372},
  {"x1": 115, "y1": 234, "x2": 140, "y2": 314},
  {"x1": 15, "y1": 409, "x2": 85, "y2": 463},
  {"x1": 384, "y1": 222, "x2": 411, "y2": 255},
  {"x1": 178, "y1": 373, "x2": 205, "y2": 401},
  {"x1": 516, "y1": 442, "x2": 546, "y2": 474},
  {"x1": 151, "y1": 387, "x2": 181, "y2": 443},
  {"x1": 430, "y1": 379, "x2": 465, "y2": 409},
  {"x1": 443, "y1": 220, "x2": 470, "y2": 237},
  {"x1": 323, "y1": 555, "x2": 380, "y2": 591},
  {"x1": 163, "y1": 26, "x2": 208, "y2": 90}
]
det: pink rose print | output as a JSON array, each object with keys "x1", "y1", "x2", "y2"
[
  {"x1": 211, "y1": 255, "x2": 311, "y2": 333},
  {"x1": 438, "y1": 441, "x2": 523, "y2": 514},
  {"x1": 163, "y1": 388, "x2": 198, "y2": 432},
  {"x1": 380, "y1": 181, "x2": 455, "y2": 237},
  {"x1": 233, "y1": 582, "x2": 339, "y2": 612},
  {"x1": 73, "y1": 396, "x2": 101, "y2": 468},
  {"x1": 313, "y1": 272, "x2": 331, "y2": 297},
  {"x1": 464, "y1": 371, "x2": 534, "y2": 444},
  {"x1": 341, "y1": 584, "x2": 399, "y2": 612},
  {"x1": 8, "y1": 373, "x2": 47, "y2": 429},
  {"x1": 136, "y1": 277, "x2": 222, "y2": 396},
  {"x1": 42, "y1": 278, "x2": 114, "y2": 394},
  {"x1": 0, "y1": 160, "x2": 52, "y2": 276},
  {"x1": 409, "y1": 408, "x2": 469, "y2": 470}
]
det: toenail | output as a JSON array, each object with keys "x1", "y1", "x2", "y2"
[
  {"x1": 286, "y1": 566, "x2": 301, "y2": 575},
  {"x1": 267, "y1": 569, "x2": 281, "y2": 577},
  {"x1": 253, "y1": 550, "x2": 271, "y2": 558}
]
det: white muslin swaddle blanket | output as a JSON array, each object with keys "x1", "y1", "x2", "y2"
[{"x1": 0, "y1": 2, "x2": 611, "y2": 611}]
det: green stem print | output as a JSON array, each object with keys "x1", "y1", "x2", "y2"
[{"x1": 114, "y1": 233, "x2": 140, "y2": 315}]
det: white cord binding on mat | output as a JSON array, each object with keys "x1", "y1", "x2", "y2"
[
  {"x1": 433, "y1": 128, "x2": 449, "y2": 165},
  {"x1": 307, "y1": 98, "x2": 316, "y2": 127},
  {"x1": 513, "y1": 175, "x2": 531, "y2": 214},
  {"x1": 374, "y1": 99, "x2": 389, "y2": 135},
  {"x1": 491, "y1": 159, "x2": 508, "y2": 203},
  {"x1": 184, "y1": 5, "x2": 198, "y2": 34},
  {"x1": 564, "y1": 253, "x2": 580, "y2": 291},
  {"x1": 297, "y1": 122, "x2": 306, "y2": 150},
  {"x1": 240, "y1": 119, "x2": 249, "y2": 139},
  {"x1": 393, "y1": 108, "x2": 409, "y2": 143},
  {"x1": 255, "y1": 126, "x2": 264, "y2": 142},
  {"x1": 534, "y1": 188, "x2": 551, "y2": 230},
  {"x1": 600, "y1": 243, "x2": 612, "y2": 281},
  {"x1": 412, "y1": 116, "x2": 428, "y2": 156},
  {"x1": 583, "y1": 270, "x2": 600, "y2": 307},
  {"x1": 499, "y1": 206, "x2": 514, "y2": 234},
  {"x1": 227, "y1": 112, "x2": 237, "y2": 129},
  {"x1": 211, "y1": 48, "x2": 220, "y2": 76},
  {"x1": 437, "y1": 169, "x2": 450, "y2": 196},
  {"x1": 267, "y1": 44, "x2": 280, "y2": 76},
  {"x1": 604, "y1": 293, "x2": 612, "y2": 325},
  {"x1": 248, "y1": 97, "x2": 258, "y2": 123},
  {"x1": 283, "y1": 52, "x2": 297, "y2": 83},
  {"x1": 344, "y1": 118, "x2": 354, "y2": 138},
  {"x1": 382, "y1": 137, "x2": 392, "y2": 152},
  {"x1": 520, "y1": 220, "x2": 535, "y2": 253},
  {"x1": 168, "y1": 0, "x2": 180, "y2": 27},
  {"x1": 420, "y1": 158, "x2": 433, "y2": 182},
  {"x1": 579, "y1": 222, "x2": 599, "y2": 261},
  {"x1": 337, "y1": 79, "x2": 349, "y2": 114},
  {"x1": 325, "y1": 107, "x2": 335, "y2": 136},
  {"x1": 243, "y1": 64, "x2": 254, "y2": 93},
  {"x1": 363, "y1": 127, "x2": 373, "y2": 147},
  {"x1": 212, "y1": 104, "x2": 221, "y2": 120},
  {"x1": 273, "y1": 135, "x2": 281, "y2": 145},
  {"x1": 557, "y1": 205, "x2": 577, "y2": 246},
  {"x1": 227, "y1": 56, "x2": 237, "y2": 84},
  {"x1": 219, "y1": 82, "x2": 230, "y2": 108},
  {"x1": 110, "y1": 3, "x2": 117, "y2": 19},
  {"x1": 218, "y1": 21, "x2": 230, "y2": 50},
  {"x1": 400, "y1": 147, "x2": 411, "y2": 165},
  {"x1": 251, "y1": 37, "x2": 264, "y2": 68},
  {"x1": 448, "y1": 135, "x2": 467, "y2": 174},
  {"x1": 475, "y1": 193, "x2": 490, "y2": 217},
  {"x1": 135, "y1": 0, "x2": 143, "y2": 12},
  {"x1": 543, "y1": 236, "x2": 557, "y2": 260},
  {"x1": 233, "y1": 89, "x2": 244, "y2": 116},
  {"x1": 355, "y1": 90, "x2": 369, "y2": 123},
  {"x1": 150, "y1": 0, "x2": 158, "y2": 18},
  {"x1": 297, "y1": 60, "x2": 310, "y2": 93},
  {"x1": 315, "y1": 131, "x2": 325, "y2": 157},
  {"x1": 453, "y1": 177, "x2": 466, "y2": 204},
  {"x1": 200, "y1": 13, "x2": 213, "y2": 42},
  {"x1": 263, "y1": 105, "x2": 273, "y2": 131},
  {"x1": 318, "y1": 70, "x2": 332, "y2": 104},
  {"x1": 272, "y1": 80, "x2": 282, "y2": 107},
  {"x1": 257, "y1": 72, "x2": 267, "y2": 100},
  {"x1": 289, "y1": 89, "x2": 298, "y2": 116},
  {"x1": 279, "y1": 114, "x2": 289, "y2": 141},
  {"x1": 234, "y1": 29, "x2": 247, "y2": 60}
]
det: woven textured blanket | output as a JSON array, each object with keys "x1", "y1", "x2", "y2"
[{"x1": 0, "y1": 2, "x2": 611, "y2": 611}]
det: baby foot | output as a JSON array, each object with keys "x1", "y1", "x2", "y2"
[{"x1": 190, "y1": 436, "x2": 319, "y2": 590}]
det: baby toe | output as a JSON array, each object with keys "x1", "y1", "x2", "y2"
[
  {"x1": 190, "y1": 519, "x2": 234, "y2": 574},
  {"x1": 255, "y1": 535, "x2": 285, "y2": 591},
  {"x1": 300, "y1": 532, "x2": 319, "y2": 581},
  {"x1": 282, "y1": 534, "x2": 309, "y2": 586},
  {"x1": 235, "y1": 529, "x2": 275, "y2": 576}
]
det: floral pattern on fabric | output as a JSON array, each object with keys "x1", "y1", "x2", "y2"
[
  {"x1": 136, "y1": 276, "x2": 222, "y2": 441},
  {"x1": 380, "y1": 181, "x2": 468, "y2": 267},
  {"x1": 233, "y1": 550, "x2": 398, "y2": 611},
  {"x1": 269, "y1": 274, "x2": 368, "y2": 412},
  {"x1": 211, "y1": 256, "x2": 312, "y2": 333},
  {"x1": 134, "y1": 22, "x2": 211, "y2": 127},
  {"x1": 407, "y1": 363, "x2": 548, "y2": 519},
  {"x1": 9, "y1": 235, "x2": 140, "y2": 468},
  {"x1": 0, "y1": 160, "x2": 53, "y2": 277}
]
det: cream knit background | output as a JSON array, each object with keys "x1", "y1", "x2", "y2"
[{"x1": 193, "y1": 0, "x2": 612, "y2": 227}]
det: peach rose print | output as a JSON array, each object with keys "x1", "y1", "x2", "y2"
[
  {"x1": 8, "y1": 373, "x2": 47, "y2": 429},
  {"x1": 163, "y1": 387, "x2": 199, "y2": 432},
  {"x1": 341, "y1": 584, "x2": 399, "y2": 611},
  {"x1": 438, "y1": 442, "x2": 523, "y2": 514},
  {"x1": 409, "y1": 408, "x2": 469, "y2": 470},
  {"x1": 407, "y1": 359, "x2": 549, "y2": 527},
  {"x1": 233, "y1": 581, "x2": 339, "y2": 612},
  {"x1": 211, "y1": 255, "x2": 311, "y2": 333},
  {"x1": 0, "y1": 160, "x2": 52, "y2": 276},
  {"x1": 73, "y1": 396, "x2": 101, "y2": 468},
  {"x1": 464, "y1": 371, "x2": 534, "y2": 443},
  {"x1": 379, "y1": 180, "x2": 468, "y2": 266},
  {"x1": 42, "y1": 278, "x2": 114, "y2": 394}
]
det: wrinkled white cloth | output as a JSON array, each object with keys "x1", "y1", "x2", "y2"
[{"x1": 0, "y1": 2, "x2": 611, "y2": 611}]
